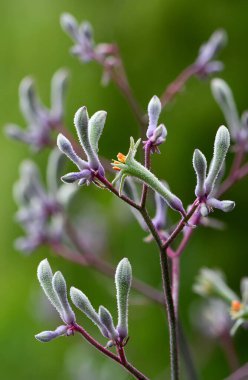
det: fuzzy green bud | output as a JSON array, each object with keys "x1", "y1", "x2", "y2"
[
  {"x1": 99, "y1": 306, "x2": 118, "y2": 341},
  {"x1": 115, "y1": 258, "x2": 132, "y2": 340},
  {"x1": 52, "y1": 271, "x2": 75, "y2": 324},
  {"x1": 89, "y1": 111, "x2": 107, "y2": 153},
  {"x1": 205, "y1": 126, "x2": 230, "y2": 195},
  {"x1": 193, "y1": 149, "x2": 207, "y2": 197}
]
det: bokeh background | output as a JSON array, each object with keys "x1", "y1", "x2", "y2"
[{"x1": 1, "y1": 0, "x2": 248, "y2": 379}]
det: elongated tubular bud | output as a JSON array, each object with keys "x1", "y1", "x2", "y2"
[
  {"x1": 196, "y1": 29, "x2": 227, "y2": 67},
  {"x1": 89, "y1": 111, "x2": 107, "y2": 153},
  {"x1": 19, "y1": 77, "x2": 43, "y2": 125},
  {"x1": 211, "y1": 79, "x2": 240, "y2": 139},
  {"x1": 207, "y1": 198, "x2": 235, "y2": 212},
  {"x1": 52, "y1": 272, "x2": 75, "y2": 324},
  {"x1": 99, "y1": 306, "x2": 119, "y2": 341},
  {"x1": 37, "y1": 259, "x2": 63, "y2": 316},
  {"x1": 70, "y1": 287, "x2": 108, "y2": 337},
  {"x1": 35, "y1": 325, "x2": 68, "y2": 343},
  {"x1": 57, "y1": 133, "x2": 88, "y2": 170},
  {"x1": 193, "y1": 149, "x2": 207, "y2": 197},
  {"x1": 152, "y1": 186, "x2": 167, "y2": 230},
  {"x1": 74, "y1": 107, "x2": 100, "y2": 171},
  {"x1": 115, "y1": 258, "x2": 132, "y2": 340},
  {"x1": 51, "y1": 69, "x2": 69, "y2": 120},
  {"x1": 146, "y1": 96, "x2": 161, "y2": 138},
  {"x1": 205, "y1": 126, "x2": 230, "y2": 195},
  {"x1": 127, "y1": 160, "x2": 185, "y2": 215}
]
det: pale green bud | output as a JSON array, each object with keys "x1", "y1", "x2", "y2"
[
  {"x1": 205, "y1": 126, "x2": 230, "y2": 195},
  {"x1": 115, "y1": 258, "x2": 132, "y2": 340},
  {"x1": 52, "y1": 271, "x2": 75, "y2": 324},
  {"x1": 37, "y1": 259, "x2": 63, "y2": 316},
  {"x1": 70, "y1": 287, "x2": 109, "y2": 337},
  {"x1": 211, "y1": 79, "x2": 240, "y2": 139},
  {"x1": 99, "y1": 306, "x2": 119, "y2": 341},
  {"x1": 89, "y1": 111, "x2": 107, "y2": 153},
  {"x1": 74, "y1": 107, "x2": 100, "y2": 171},
  {"x1": 193, "y1": 149, "x2": 207, "y2": 197}
]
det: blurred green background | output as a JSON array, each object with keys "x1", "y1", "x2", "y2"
[{"x1": 1, "y1": 0, "x2": 248, "y2": 379}]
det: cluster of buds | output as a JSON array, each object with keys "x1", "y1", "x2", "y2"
[
  {"x1": 60, "y1": 13, "x2": 118, "y2": 69},
  {"x1": 57, "y1": 106, "x2": 106, "y2": 186},
  {"x1": 194, "y1": 268, "x2": 248, "y2": 335},
  {"x1": 193, "y1": 125, "x2": 235, "y2": 216},
  {"x1": 6, "y1": 70, "x2": 68, "y2": 151},
  {"x1": 13, "y1": 150, "x2": 76, "y2": 253},
  {"x1": 143, "y1": 95, "x2": 167, "y2": 153},
  {"x1": 36, "y1": 258, "x2": 132, "y2": 347},
  {"x1": 194, "y1": 29, "x2": 227, "y2": 78},
  {"x1": 211, "y1": 78, "x2": 248, "y2": 148}
]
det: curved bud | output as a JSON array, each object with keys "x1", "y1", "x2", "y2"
[
  {"x1": 147, "y1": 96, "x2": 161, "y2": 138},
  {"x1": 57, "y1": 133, "x2": 88, "y2": 170},
  {"x1": 211, "y1": 79, "x2": 240, "y2": 139},
  {"x1": 35, "y1": 325, "x2": 68, "y2": 343},
  {"x1": 52, "y1": 271, "x2": 75, "y2": 324},
  {"x1": 89, "y1": 111, "x2": 107, "y2": 153},
  {"x1": 196, "y1": 29, "x2": 227, "y2": 67},
  {"x1": 60, "y1": 13, "x2": 79, "y2": 41},
  {"x1": 37, "y1": 259, "x2": 63, "y2": 315},
  {"x1": 61, "y1": 172, "x2": 82, "y2": 184},
  {"x1": 74, "y1": 107, "x2": 100, "y2": 171},
  {"x1": 5, "y1": 124, "x2": 28, "y2": 143},
  {"x1": 70, "y1": 287, "x2": 108, "y2": 337},
  {"x1": 51, "y1": 69, "x2": 69, "y2": 121},
  {"x1": 193, "y1": 149, "x2": 207, "y2": 197},
  {"x1": 205, "y1": 126, "x2": 230, "y2": 195},
  {"x1": 207, "y1": 198, "x2": 235, "y2": 212},
  {"x1": 79, "y1": 21, "x2": 93, "y2": 43},
  {"x1": 115, "y1": 258, "x2": 132, "y2": 340},
  {"x1": 99, "y1": 306, "x2": 119, "y2": 341},
  {"x1": 152, "y1": 184, "x2": 168, "y2": 230}
]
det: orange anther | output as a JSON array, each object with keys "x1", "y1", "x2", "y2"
[
  {"x1": 117, "y1": 153, "x2": 126, "y2": 163},
  {"x1": 231, "y1": 300, "x2": 242, "y2": 313}
]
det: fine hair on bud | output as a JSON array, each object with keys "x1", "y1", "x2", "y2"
[
  {"x1": 52, "y1": 271, "x2": 75, "y2": 324},
  {"x1": 193, "y1": 149, "x2": 207, "y2": 197},
  {"x1": 115, "y1": 258, "x2": 132, "y2": 340}
]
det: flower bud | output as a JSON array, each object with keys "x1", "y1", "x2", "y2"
[
  {"x1": 193, "y1": 149, "x2": 207, "y2": 197},
  {"x1": 60, "y1": 13, "x2": 79, "y2": 41},
  {"x1": 211, "y1": 79, "x2": 240, "y2": 140},
  {"x1": 146, "y1": 96, "x2": 161, "y2": 138},
  {"x1": 99, "y1": 306, "x2": 119, "y2": 341},
  {"x1": 19, "y1": 77, "x2": 43, "y2": 125},
  {"x1": 70, "y1": 287, "x2": 108, "y2": 337},
  {"x1": 205, "y1": 126, "x2": 230, "y2": 195},
  {"x1": 74, "y1": 107, "x2": 100, "y2": 171},
  {"x1": 241, "y1": 278, "x2": 248, "y2": 305},
  {"x1": 89, "y1": 111, "x2": 107, "y2": 153},
  {"x1": 207, "y1": 198, "x2": 235, "y2": 212},
  {"x1": 35, "y1": 325, "x2": 68, "y2": 343},
  {"x1": 57, "y1": 133, "x2": 88, "y2": 170},
  {"x1": 196, "y1": 29, "x2": 227, "y2": 67},
  {"x1": 51, "y1": 69, "x2": 69, "y2": 121},
  {"x1": 150, "y1": 124, "x2": 167, "y2": 146},
  {"x1": 115, "y1": 258, "x2": 132, "y2": 340},
  {"x1": 52, "y1": 271, "x2": 75, "y2": 324},
  {"x1": 37, "y1": 259, "x2": 63, "y2": 315}
]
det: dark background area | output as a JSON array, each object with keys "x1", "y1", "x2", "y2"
[{"x1": 0, "y1": 0, "x2": 248, "y2": 379}]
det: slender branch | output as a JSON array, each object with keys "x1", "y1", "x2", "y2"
[
  {"x1": 73, "y1": 323, "x2": 149, "y2": 380},
  {"x1": 160, "y1": 65, "x2": 197, "y2": 109},
  {"x1": 140, "y1": 141, "x2": 152, "y2": 209}
]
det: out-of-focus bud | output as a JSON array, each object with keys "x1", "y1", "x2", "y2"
[
  {"x1": 196, "y1": 29, "x2": 227, "y2": 68},
  {"x1": 51, "y1": 69, "x2": 69, "y2": 122}
]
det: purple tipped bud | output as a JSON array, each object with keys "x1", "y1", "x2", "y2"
[
  {"x1": 207, "y1": 198, "x2": 235, "y2": 212},
  {"x1": 57, "y1": 133, "x2": 88, "y2": 170},
  {"x1": 152, "y1": 188, "x2": 167, "y2": 230},
  {"x1": 196, "y1": 29, "x2": 227, "y2": 68},
  {"x1": 150, "y1": 124, "x2": 167, "y2": 146},
  {"x1": 147, "y1": 96, "x2": 161, "y2": 138},
  {"x1": 35, "y1": 325, "x2": 68, "y2": 343}
]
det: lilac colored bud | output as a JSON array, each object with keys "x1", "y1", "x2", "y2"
[
  {"x1": 51, "y1": 69, "x2": 69, "y2": 122},
  {"x1": 52, "y1": 271, "x2": 76, "y2": 324},
  {"x1": 5, "y1": 124, "x2": 29, "y2": 143},
  {"x1": 150, "y1": 124, "x2": 167, "y2": 146},
  {"x1": 78, "y1": 22, "x2": 93, "y2": 44},
  {"x1": 35, "y1": 325, "x2": 68, "y2": 343},
  {"x1": 200, "y1": 204, "x2": 209, "y2": 217},
  {"x1": 196, "y1": 29, "x2": 227, "y2": 68},
  {"x1": 197, "y1": 61, "x2": 224, "y2": 78},
  {"x1": 146, "y1": 96, "x2": 161, "y2": 138},
  {"x1": 61, "y1": 169, "x2": 92, "y2": 184},
  {"x1": 57, "y1": 133, "x2": 88, "y2": 170},
  {"x1": 60, "y1": 13, "x2": 79, "y2": 41},
  {"x1": 207, "y1": 198, "x2": 235, "y2": 212}
]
